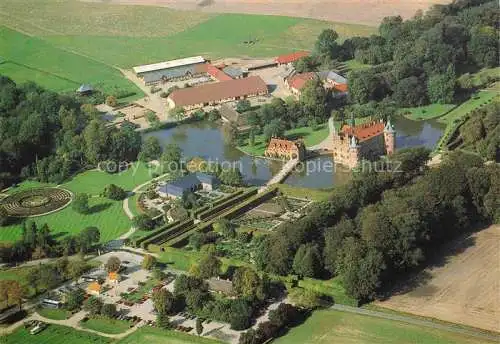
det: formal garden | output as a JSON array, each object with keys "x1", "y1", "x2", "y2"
[{"x1": 0, "y1": 187, "x2": 72, "y2": 217}]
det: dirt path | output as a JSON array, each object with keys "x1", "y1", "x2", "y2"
[
  {"x1": 376, "y1": 225, "x2": 500, "y2": 333},
  {"x1": 89, "y1": 0, "x2": 451, "y2": 26}
]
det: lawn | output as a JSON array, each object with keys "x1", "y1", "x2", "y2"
[
  {"x1": 80, "y1": 316, "x2": 132, "y2": 334},
  {"x1": 400, "y1": 103, "x2": 457, "y2": 121},
  {"x1": 277, "y1": 184, "x2": 332, "y2": 202},
  {"x1": 62, "y1": 162, "x2": 154, "y2": 195},
  {"x1": 0, "y1": 196, "x2": 131, "y2": 243},
  {"x1": 437, "y1": 91, "x2": 498, "y2": 124},
  {"x1": 297, "y1": 277, "x2": 357, "y2": 307},
  {"x1": 0, "y1": 26, "x2": 143, "y2": 97},
  {"x1": 2, "y1": 324, "x2": 111, "y2": 344},
  {"x1": 0, "y1": 266, "x2": 34, "y2": 299},
  {"x1": 238, "y1": 124, "x2": 330, "y2": 156},
  {"x1": 118, "y1": 326, "x2": 223, "y2": 344},
  {"x1": 273, "y1": 309, "x2": 493, "y2": 344},
  {"x1": 37, "y1": 307, "x2": 71, "y2": 320}
]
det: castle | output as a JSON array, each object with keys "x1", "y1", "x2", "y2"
[{"x1": 332, "y1": 117, "x2": 395, "y2": 169}]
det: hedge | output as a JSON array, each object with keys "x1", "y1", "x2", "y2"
[
  {"x1": 165, "y1": 220, "x2": 215, "y2": 248},
  {"x1": 191, "y1": 190, "x2": 244, "y2": 218},
  {"x1": 132, "y1": 220, "x2": 180, "y2": 248},
  {"x1": 140, "y1": 219, "x2": 194, "y2": 248},
  {"x1": 196, "y1": 188, "x2": 258, "y2": 221}
]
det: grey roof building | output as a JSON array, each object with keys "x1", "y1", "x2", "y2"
[
  {"x1": 318, "y1": 71, "x2": 347, "y2": 84},
  {"x1": 76, "y1": 84, "x2": 93, "y2": 94},
  {"x1": 159, "y1": 172, "x2": 220, "y2": 198},
  {"x1": 222, "y1": 66, "x2": 246, "y2": 79}
]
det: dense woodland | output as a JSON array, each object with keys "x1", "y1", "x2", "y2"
[
  {"x1": 256, "y1": 149, "x2": 499, "y2": 301},
  {"x1": 298, "y1": 0, "x2": 498, "y2": 116},
  {"x1": 0, "y1": 77, "x2": 142, "y2": 188}
]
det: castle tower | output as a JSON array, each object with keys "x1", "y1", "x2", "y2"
[
  {"x1": 384, "y1": 118, "x2": 396, "y2": 156},
  {"x1": 349, "y1": 113, "x2": 356, "y2": 127},
  {"x1": 347, "y1": 135, "x2": 360, "y2": 168}
]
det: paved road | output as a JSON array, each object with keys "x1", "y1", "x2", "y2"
[{"x1": 331, "y1": 304, "x2": 500, "y2": 342}]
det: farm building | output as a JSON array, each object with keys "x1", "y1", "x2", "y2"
[
  {"x1": 319, "y1": 70, "x2": 349, "y2": 97},
  {"x1": 167, "y1": 76, "x2": 268, "y2": 110},
  {"x1": 158, "y1": 172, "x2": 220, "y2": 198},
  {"x1": 222, "y1": 66, "x2": 247, "y2": 79},
  {"x1": 219, "y1": 104, "x2": 251, "y2": 131},
  {"x1": 285, "y1": 72, "x2": 317, "y2": 95},
  {"x1": 76, "y1": 84, "x2": 93, "y2": 95},
  {"x1": 133, "y1": 56, "x2": 206, "y2": 85},
  {"x1": 275, "y1": 51, "x2": 309, "y2": 65}
]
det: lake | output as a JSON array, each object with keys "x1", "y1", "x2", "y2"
[{"x1": 144, "y1": 117, "x2": 444, "y2": 189}]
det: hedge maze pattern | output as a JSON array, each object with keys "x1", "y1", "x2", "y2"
[{"x1": 1, "y1": 188, "x2": 72, "y2": 217}]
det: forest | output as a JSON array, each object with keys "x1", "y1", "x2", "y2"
[
  {"x1": 0, "y1": 77, "x2": 142, "y2": 189},
  {"x1": 255, "y1": 148, "x2": 499, "y2": 301}
]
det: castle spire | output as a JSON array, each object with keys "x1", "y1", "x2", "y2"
[
  {"x1": 349, "y1": 113, "x2": 355, "y2": 127},
  {"x1": 384, "y1": 117, "x2": 395, "y2": 133},
  {"x1": 350, "y1": 135, "x2": 358, "y2": 148}
]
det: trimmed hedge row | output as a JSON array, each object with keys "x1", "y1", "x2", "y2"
[
  {"x1": 223, "y1": 187, "x2": 278, "y2": 220},
  {"x1": 196, "y1": 188, "x2": 258, "y2": 221},
  {"x1": 140, "y1": 219, "x2": 194, "y2": 248},
  {"x1": 165, "y1": 220, "x2": 215, "y2": 248},
  {"x1": 132, "y1": 220, "x2": 180, "y2": 248},
  {"x1": 192, "y1": 190, "x2": 244, "y2": 218}
]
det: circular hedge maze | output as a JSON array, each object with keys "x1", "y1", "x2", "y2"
[{"x1": 0, "y1": 188, "x2": 72, "y2": 217}]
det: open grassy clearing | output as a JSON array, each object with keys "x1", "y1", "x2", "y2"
[
  {"x1": 400, "y1": 103, "x2": 456, "y2": 121},
  {"x1": 437, "y1": 91, "x2": 498, "y2": 124},
  {"x1": 80, "y1": 316, "x2": 132, "y2": 334},
  {"x1": 276, "y1": 184, "x2": 332, "y2": 202},
  {"x1": 2, "y1": 324, "x2": 111, "y2": 344},
  {"x1": 37, "y1": 307, "x2": 71, "y2": 320},
  {"x1": 118, "y1": 326, "x2": 223, "y2": 344},
  {"x1": 238, "y1": 124, "x2": 330, "y2": 156},
  {"x1": 0, "y1": 26, "x2": 143, "y2": 96},
  {"x1": 273, "y1": 309, "x2": 493, "y2": 344},
  {"x1": 0, "y1": 196, "x2": 130, "y2": 243}
]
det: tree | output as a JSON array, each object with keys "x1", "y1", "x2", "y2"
[
  {"x1": 196, "y1": 318, "x2": 204, "y2": 336},
  {"x1": 427, "y1": 67, "x2": 456, "y2": 104},
  {"x1": 160, "y1": 143, "x2": 182, "y2": 173},
  {"x1": 3, "y1": 281, "x2": 23, "y2": 309},
  {"x1": 67, "y1": 258, "x2": 89, "y2": 281},
  {"x1": 153, "y1": 267, "x2": 166, "y2": 281},
  {"x1": 142, "y1": 254, "x2": 157, "y2": 270},
  {"x1": 139, "y1": 136, "x2": 162, "y2": 162},
  {"x1": 0, "y1": 207, "x2": 9, "y2": 227},
  {"x1": 315, "y1": 29, "x2": 339, "y2": 59},
  {"x1": 72, "y1": 193, "x2": 90, "y2": 214},
  {"x1": 152, "y1": 289, "x2": 176, "y2": 314},
  {"x1": 105, "y1": 95, "x2": 117, "y2": 107},
  {"x1": 233, "y1": 267, "x2": 266, "y2": 300},
  {"x1": 103, "y1": 184, "x2": 127, "y2": 200},
  {"x1": 249, "y1": 128, "x2": 256, "y2": 147},
  {"x1": 468, "y1": 26, "x2": 498, "y2": 68},
  {"x1": 392, "y1": 76, "x2": 427, "y2": 107},
  {"x1": 101, "y1": 303, "x2": 117, "y2": 318},
  {"x1": 294, "y1": 56, "x2": 318, "y2": 73},
  {"x1": 230, "y1": 299, "x2": 253, "y2": 330},
  {"x1": 288, "y1": 288, "x2": 324, "y2": 309},
  {"x1": 156, "y1": 311, "x2": 172, "y2": 329},
  {"x1": 105, "y1": 256, "x2": 121, "y2": 273},
  {"x1": 66, "y1": 288, "x2": 85, "y2": 311},
  {"x1": 78, "y1": 227, "x2": 100, "y2": 253},
  {"x1": 198, "y1": 254, "x2": 221, "y2": 279},
  {"x1": 292, "y1": 243, "x2": 322, "y2": 278},
  {"x1": 263, "y1": 119, "x2": 286, "y2": 142},
  {"x1": 213, "y1": 219, "x2": 236, "y2": 239},
  {"x1": 236, "y1": 99, "x2": 252, "y2": 113},
  {"x1": 133, "y1": 214, "x2": 155, "y2": 231},
  {"x1": 83, "y1": 296, "x2": 103, "y2": 316},
  {"x1": 219, "y1": 168, "x2": 243, "y2": 186},
  {"x1": 269, "y1": 303, "x2": 301, "y2": 328}
]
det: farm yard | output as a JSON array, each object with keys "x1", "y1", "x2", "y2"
[
  {"x1": 273, "y1": 309, "x2": 495, "y2": 344},
  {"x1": 0, "y1": 0, "x2": 376, "y2": 93},
  {"x1": 376, "y1": 225, "x2": 500, "y2": 333}
]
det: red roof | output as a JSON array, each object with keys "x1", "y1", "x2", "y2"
[
  {"x1": 169, "y1": 76, "x2": 268, "y2": 107},
  {"x1": 341, "y1": 121, "x2": 385, "y2": 142},
  {"x1": 333, "y1": 83, "x2": 348, "y2": 93},
  {"x1": 287, "y1": 72, "x2": 317, "y2": 91},
  {"x1": 207, "y1": 64, "x2": 233, "y2": 81},
  {"x1": 275, "y1": 51, "x2": 309, "y2": 64}
]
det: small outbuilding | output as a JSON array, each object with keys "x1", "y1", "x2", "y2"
[
  {"x1": 87, "y1": 281, "x2": 102, "y2": 296},
  {"x1": 76, "y1": 84, "x2": 93, "y2": 95},
  {"x1": 158, "y1": 172, "x2": 220, "y2": 198}
]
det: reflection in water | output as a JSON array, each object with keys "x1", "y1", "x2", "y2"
[{"x1": 143, "y1": 117, "x2": 444, "y2": 189}]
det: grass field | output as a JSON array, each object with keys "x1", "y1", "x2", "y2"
[
  {"x1": 437, "y1": 91, "x2": 498, "y2": 124},
  {"x1": 0, "y1": 0, "x2": 374, "y2": 93},
  {"x1": 118, "y1": 326, "x2": 223, "y2": 344},
  {"x1": 37, "y1": 307, "x2": 71, "y2": 320},
  {"x1": 0, "y1": 266, "x2": 35, "y2": 298},
  {"x1": 400, "y1": 103, "x2": 457, "y2": 121},
  {"x1": 0, "y1": 26, "x2": 143, "y2": 96},
  {"x1": 238, "y1": 124, "x2": 330, "y2": 156},
  {"x1": 276, "y1": 184, "x2": 332, "y2": 202},
  {"x1": 273, "y1": 309, "x2": 494, "y2": 344},
  {"x1": 2, "y1": 324, "x2": 111, "y2": 344},
  {"x1": 80, "y1": 316, "x2": 132, "y2": 334}
]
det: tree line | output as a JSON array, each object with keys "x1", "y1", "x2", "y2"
[{"x1": 255, "y1": 148, "x2": 499, "y2": 302}]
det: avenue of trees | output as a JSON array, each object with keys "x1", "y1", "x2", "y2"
[
  {"x1": 255, "y1": 148, "x2": 499, "y2": 302},
  {"x1": 0, "y1": 78, "x2": 142, "y2": 189}
]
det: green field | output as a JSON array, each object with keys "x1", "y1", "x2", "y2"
[
  {"x1": 80, "y1": 316, "x2": 132, "y2": 334},
  {"x1": 437, "y1": 91, "x2": 498, "y2": 124},
  {"x1": 118, "y1": 326, "x2": 223, "y2": 344},
  {"x1": 2, "y1": 324, "x2": 111, "y2": 344},
  {"x1": 37, "y1": 307, "x2": 71, "y2": 320},
  {"x1": 0, "y1": 26, "x2": 143, "y2": 96},
  {"x1": 273, "y1": 310, "x2": 493, "y2": 344},
  {"x1": 0, "y1": 0, "x2": 375, "y2": 93},
  {"x1": 400, "y1": 103, "x2": 457, "y2": 121},
  {"x1": 238, "y1": 124, "x2": 330, "y2": 156}
]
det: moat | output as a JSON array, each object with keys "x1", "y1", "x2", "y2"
[{"x1": 144, "y1": 116, "x2": 444, "y2": 189}]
